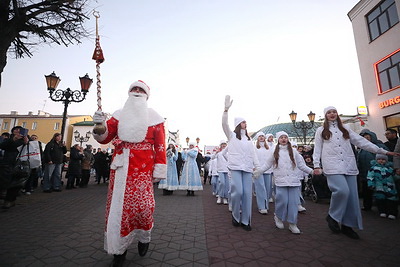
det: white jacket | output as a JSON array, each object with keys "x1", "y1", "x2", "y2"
[
  {"x1": 313, "y1": 121, "x2": 388, "y2": 175},
  {"x1": 209, "y1": 158, "x2": 219, "y2": 176},
  {"x1": 211, "y1": 148, "x2": 229, "y2": 173},
  {"x1": 222, "y1": 112, "x2": 260, "y2": 172},
  {"x1": 259, "y1": 145, "x2": 313, "y2": 187},
  {"x1": 255, "y1": 142, "x2": 274, "y2": 174}
]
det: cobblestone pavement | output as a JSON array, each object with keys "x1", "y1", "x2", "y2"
[{"x1": 0, "y1": 178, "x2": 399, "y2": 266}]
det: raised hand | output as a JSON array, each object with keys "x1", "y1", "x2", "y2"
[{"x1": 224, "y1": 95, "x2": 233, "y2": 111}]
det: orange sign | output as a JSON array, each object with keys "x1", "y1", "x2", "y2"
[{"x1": 379, "y1": 95, "x2": 400, "y2": 109}]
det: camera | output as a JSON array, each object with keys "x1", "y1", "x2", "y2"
[{"x1": 19, "y1": 128, "x2": 29, "y2": 136}]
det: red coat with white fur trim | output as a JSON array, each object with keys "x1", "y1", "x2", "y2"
[{"x1": 93, "y1": 109, "x2": 166, "y2": 254}]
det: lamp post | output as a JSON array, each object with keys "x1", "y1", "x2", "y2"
[
  {"x1": 289, "y1": 110, "x2": 316, "y2": 145},
  {"x1": 45, "y1": 71, "x2": 93, "y2": 141},
  {"x1": 74, "y1": 130, "x2": 92, "y2": 147}
]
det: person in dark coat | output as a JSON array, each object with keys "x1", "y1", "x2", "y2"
[
  {"x1": 66, "y1": 144, "x2": 84, "y2": 189},
  {"x1": 43, "y1": 133, "x2": 67, "y2": 192},
  {"x1": 0, "y1": 126, "x2": 28, "y2": 209},
  {"x1": 384, "y1": 128, "x2": 398, "y2": 152},
  {"x1": 94, "y1": 149, "x2": 109, "y2": 184},
  {"x1": 176, "y1": 151, "x2": 183, "y2": 181},
  {"x1": 196, "y1": 150, "x2": 204, "y2": 176},
  {"x1": 80, "y1": 144, "x2": 94, "y2": 188}
]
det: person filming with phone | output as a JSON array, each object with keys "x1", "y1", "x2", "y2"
[{"x1": 0, "y1": 126, "x2": 29, "y2": 209}]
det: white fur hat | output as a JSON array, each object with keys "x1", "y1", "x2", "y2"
[
  {"x1": 276, "y1": 131, "x2": 288, "y2": 140},
  {"x1": 220, "y1": 140, "x2": 227, "y2": 145},
  {"x1": 291, "y1": 141, "x2": 297, "y2": 147},
  {"x1": 234, "y1": 117, "x2": 246, "y2": 128},
  {"x1": 255, "y1": 132, "x2": 265, "y2": 139},
  {"x1": 128, "y1": 80, "x2": 150, "y2": 99},
  {"x1": 323, "y1": 106, "x2": 337, "y2": 115},
  {"x1": 188, "y1": 141, "x2": 196, "y2": 147}
]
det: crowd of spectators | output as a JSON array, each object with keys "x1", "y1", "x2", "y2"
[{"x1": 0, "y1": 128, "x2": 112, "y2": 209}]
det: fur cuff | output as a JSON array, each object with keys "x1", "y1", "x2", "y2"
[
  {"x1": 153, "y1": 163, "x2": 167, "y2": 179},
  {"x1": 93, "y1": 126, "x2": 109, "y2": 142}
]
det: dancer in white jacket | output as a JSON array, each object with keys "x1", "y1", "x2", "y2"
[
  {"x1": 253, "y1": 132, "x2": 274, "y2": 214},
  {"x1": 222, "y1": 95, "x2": 260, "y2": 231},
  {"x1": 255, "y1": 131, "x2": 314, "y2": 234},
  {"x1": 313, "y1": 106, "x2": 399, "y2": 239},
  {"x1": 212, "y1": 140, "x2": 229, "y2": 205}
]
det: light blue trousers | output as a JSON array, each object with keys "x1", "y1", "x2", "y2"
[
  {"x1": 231, "y1": 170, "x2": 253, "y2": 226},
  {"x1": 211, "y1": 175, "x2": 218, "y2": 194},
  {"x1": 254, "y1": 173, "x2": 272, "y2": 210},
  {"x1": 275, "y1": 186, "x2": 299, "y2": 224},
  {"x1": 217, "y1": 172, "x2": 229, "y2": 198},
  {"x1": 326, "y1": 174, "x2": 363, "y2": 229}
]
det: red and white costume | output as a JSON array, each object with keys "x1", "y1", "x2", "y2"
[{"x1": 93, "y1": 81, "x2": 166, "y2": 255}]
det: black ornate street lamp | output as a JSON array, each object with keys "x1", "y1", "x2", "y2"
[
  {"x1": 45, "y1": 71, "x2": 93, "y2": 141},
  {"x1": 289, "y1": 110, "x2": 315, "y2": 144},
  {"x1": 74, "y1": 130, "x2": 92, "y2": 146}
]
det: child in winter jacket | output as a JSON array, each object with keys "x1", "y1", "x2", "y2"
[{"x1": 367, "y1": 154, "x2": 398, "y2": 219}]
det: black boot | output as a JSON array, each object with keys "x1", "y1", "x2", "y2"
[
  {"x1": 186, "y1": 190, "x2": 190, "y2": 196},
  {"x1": 326, "y1": 215, "x2": 341, "y2": 234},
  {"x1": 163, "y1": 189, "x2": 169, "y2": 195},
  {"x1": 341, "y1": 225, "x2": 360, "y2": 239},
  {"x1": 111, "y1": 250, "x2": 126, "y2": 267},
  {"x1": 191, "y1": 190, "x2": 195, "y2": 196},
  {"x1": 138, "y1": 242, "x2": 149, "y2": 257}
]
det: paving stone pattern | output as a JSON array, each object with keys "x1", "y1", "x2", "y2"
[{"x1": 1, "y1": 180, "x2": 400, "y2": 266}]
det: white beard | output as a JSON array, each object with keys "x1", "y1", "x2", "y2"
[{"x1": 118, "y1": 94, "x2": 148, "y2": 143}]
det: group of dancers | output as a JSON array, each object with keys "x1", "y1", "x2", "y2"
[{"x1": 159, "y1": 96, "x2": 399, "y2": 239}]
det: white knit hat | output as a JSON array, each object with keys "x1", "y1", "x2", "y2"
[
  {"x1": 291, "y1": 141, "x2": 297, "y2": 147},
  {"x1": 220, "y1": 140, "x2": 227, "y2": 145},
  {"x1": 234, "y1": 117, "x2": 246, "y2": 128},
  {"x1": 323, "y1": 106, "x2": 337, "y2": 115},
  {"x1": 255, "y1": 132, "x2": 265, "y2": 139},
  {"x1": 276, "y1": 131, "x2": 288, "y2": 140},
  {"x1": 128, "y1": 80, "x2": 150, "y2": 99}
]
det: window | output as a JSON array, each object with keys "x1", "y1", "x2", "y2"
[
  {"x1": 367, "y1": 0, "x2": 399, "y2": 41},
  {"x1": 384, "y1": 112, "x2": 400, "y2": 134},
  {"x1": 54, "y1": 122, "x2": 60, "y2": 130},
  {"x1": 2, "y1": 122, "x2": 8, "y2": 130},
  {"x1": 22, "y1": 122, "x2": 27, "y2": 128},
  {"x1": 374, "y1": 49, "x2": 400, "y2": 94},
  {"x1": 32, "y1": 122, "x2": 37, "y2": 130}
]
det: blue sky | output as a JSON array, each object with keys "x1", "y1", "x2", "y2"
[{"x1": 1, "y1": 0, "x2": 363, "y2": 147}]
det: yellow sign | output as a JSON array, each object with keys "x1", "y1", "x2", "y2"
[{"x1": 357, "y1": 106, "x2": 368, "y2": 115}]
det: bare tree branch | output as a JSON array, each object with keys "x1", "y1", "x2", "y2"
[{"x1": 0, "y1": 0, "x2": 93, "y2": 86}]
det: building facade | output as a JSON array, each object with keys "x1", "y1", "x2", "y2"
[
  {"x1": 0, "y1": 110, "x2": 92, "y2": 148},
  {"x1": 348, "y1": 0, "x2": 400, "y2": 141}
]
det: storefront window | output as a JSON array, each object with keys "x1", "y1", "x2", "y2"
[{"x1": 385, "y1": 112, "x2": 400, "y2": 133}]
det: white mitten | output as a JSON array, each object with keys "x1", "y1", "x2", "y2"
[
  {"x1": 93, "y1": 111, "x2": 106, "y2": 124},
  {"x1": 253, "y1": 168, "x2": 262, "y2": 179},
  {"x1": 224, "y1": 95, "x2": 233, "y2": 111}
]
